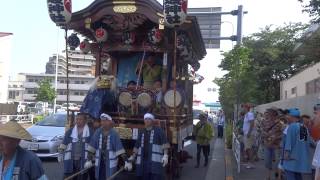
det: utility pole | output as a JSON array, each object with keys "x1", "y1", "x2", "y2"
[{"x1": 235, "y1": 5, "x2": 244, "y2": 123}]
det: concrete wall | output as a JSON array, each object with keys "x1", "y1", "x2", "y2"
[
  {"x1": 280, "y1": 62, "x2": 320, "y2": 100},
  {"x1": 255, "y1": 93, "x2": 320, "y2": 117}
]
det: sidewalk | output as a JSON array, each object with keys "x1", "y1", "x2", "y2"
[
  {"x1": 232, "y1": 157, "x2": 267, "y2": 180},
  {"x1": 205, "y1": 138, "x2": 226, "y2": 180}
]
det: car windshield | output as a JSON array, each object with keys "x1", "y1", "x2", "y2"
[
  {"x1": 36, "y1": 114, "x2": 67, "y2": 127},
  {"x1": 193, "y1": 109, "x2": 202, "y2": 119}
]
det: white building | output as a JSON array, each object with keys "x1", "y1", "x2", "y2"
[
  {"x1": 20, "y1": 73, "x2": 95, "y2": 104},
  {"x1": 7, "y1": 75, "x2": 25, "y2": 102},
  {"x1": 46, "y1": 50, "x2": 95, "y2": 76},
  {"x1": 280, "y1": 62, "x2": 320, "y2": 99},
  {"x1": 0, "y1": 32, "x2": 13, "y2": 103}
]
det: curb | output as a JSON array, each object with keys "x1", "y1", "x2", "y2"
[{"x1": 225, "y1": 143, "x2": 234, "y2": 180}]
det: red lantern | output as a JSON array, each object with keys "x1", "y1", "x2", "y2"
[
  {"x1": 47, "y1": 0, "x2": 72, "y2": 26},
  {"x1": 80, "y1": 39, "x2": 91, "y2": 54},
  {"x1": 95, "y1": 27, "x2": 108, "y2": 42},
  {"x1": 163, "y1": 0, "x2": 188, "y2": 27}
]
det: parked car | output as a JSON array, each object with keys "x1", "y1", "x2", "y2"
[{"x1": 20, "y1": 112, "x2": 68, "y2": 159}]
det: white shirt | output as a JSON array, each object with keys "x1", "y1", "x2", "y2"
[{"x1": 242, "y1": 112, "x2": 255, "y2": 135}]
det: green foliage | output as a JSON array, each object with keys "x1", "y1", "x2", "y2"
[
  {"x1": 225, "y1": 123, "x2": 233, "y2": 149},
  {"x1": 33, "y1": 115, "x2": 44, "y2": 123},
  {"x1": 215, "y1": 23, "x2": 312, "y2": 119},
  {"x1": 298, "y1": 0, "x2": 320, "y2": 23},
  {"x1": 35, "y1": 78, "x2": 56, "y2": 103}
]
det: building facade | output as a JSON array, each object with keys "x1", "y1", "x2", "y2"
[
  {"x1": 21, "y1": 73, "x2": 95, "y2": 104},
  {"x1": 46, "y1": 50, "x2": 95, "y2": 76},
  {"x1": 280, "y1": 62, "x2": 320, "y2": 100},
  {"x1": 0, "y1": 32, "x2": 13, "y2": 103},
  {"x1": 7, "y1": 75, "x2": 25, "y2": 102}
]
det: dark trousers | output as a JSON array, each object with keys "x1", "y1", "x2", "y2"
[
  {"x1": 64, "y1": 160, "x2": 88, "y2": 180},
  {"x1": 284, "y1": 170, "x2": 302, "y2": 180},
  {"x1": 196, "y1": 144, "x2": 210, "y2": 166},
  {"x1": 218, "y1": 125, "x2": 224, "y2": 138}
]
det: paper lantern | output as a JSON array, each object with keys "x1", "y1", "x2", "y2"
[
  {"x1": 80, "y1": 39, "x2": 91, "y2": 54},
  {"x1": 67, "y1": 33, "x2": 80, "y2": 50},
  {"x1": 163, "y1": 0, "x2": 188, "y2": 27},
  {"x1": 148, "y1": 27, "x2": 163, "y2": 44},
  {"x1": 47, "y1": 0, "x2": 72, "y2": 26},
  {"x1": 123, "y1": 31, "x2": 136, "y2": 45},
  {"x1": 95, "y1": 27, "x2": 108, "y2": 42}
]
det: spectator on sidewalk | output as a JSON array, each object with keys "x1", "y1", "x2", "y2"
[
  {"x1": 261, "y1": 108, "x2": 284, "y2": 180},
  {"x1": 193, "y1": 112, "x2": 214, "y2": 168},
  {"x1": 310, "y1": 104, "x2": 320, "y2": 180},
  {"x1": 217, "y1": 110, "x2": 225, "y2": 138},
  {"x1": 242, "y1": 105, "x2": 255, "y2": 169},
  {"x1": 282, "y1": 108, "x2": 312, "y2": 180}
]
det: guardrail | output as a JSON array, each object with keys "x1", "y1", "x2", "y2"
[
  {"x1": 0, "y1": 114, "x2": 34, "y2": 124},
  {"x1": 232, "y1": 132, "x2": 241, "y2": 173}
]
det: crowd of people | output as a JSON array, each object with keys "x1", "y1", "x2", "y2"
[{"x1": 234, "y1": 104, "x2": 320, "y2": 180}]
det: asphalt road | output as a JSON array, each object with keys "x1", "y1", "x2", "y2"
[{"x1": 42, "y1": 139, "x2": 215, "y2": 180}]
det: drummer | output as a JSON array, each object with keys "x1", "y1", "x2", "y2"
[{"x1": 136, "y1": 53, "x2": 162, "y2": 89}]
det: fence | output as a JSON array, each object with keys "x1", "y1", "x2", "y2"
[
  {"x1": 232, "y1": 133, "x2": 241, "y2": 173},
  {"x1": 0, "y1": 114, "x2": 34, "y2": 124}
]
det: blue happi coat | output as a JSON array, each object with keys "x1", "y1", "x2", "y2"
[
  {"x1": 0, "y1": 146, "x2": 47, "y2": 180},
  {"x1": 80, "y1": 89, "x2": 117, "y2": 119},
  {"x1": 61, "y1": 127, "x2": 94, "y2": 174},
  {"x1": 283, "y1": 122, "x2": 312, "y2": 173},
  {"x1": 89, "y1": 128, "x2": 125, "y2": 179},
  {"x1": 134, "y1": 127, "x2": 169, "y2": 176}
]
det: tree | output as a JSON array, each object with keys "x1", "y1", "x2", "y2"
[
  {"x1": 215, "y1": 23, "x2": 309, "y2": 119},
  {"x1": 298, "y1": 0, "x2": 320, "y2": 23},
  {"x1": 35, "y1": 78, "x2": 56, "y2": 103}
]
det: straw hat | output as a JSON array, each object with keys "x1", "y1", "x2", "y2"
[{"x1": 0, "y1": 121, "x2": 32, "y2": 141}]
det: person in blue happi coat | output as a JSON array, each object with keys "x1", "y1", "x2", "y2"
[
  {"x1": 59, "y1": 113, "x2": 94, "y2": 180},
  {"x1": 85, "y1": 113, "x2": 131, "y2": 180},
  {"x1": 282, "y1": 108, "x2": 312, "y2": 180},
  {"x1": 0, "y1": 121, "x2": 47, "y2": 180},
  {"x1": 128, "y1": 113, "x2": 170, "y2": 180}
]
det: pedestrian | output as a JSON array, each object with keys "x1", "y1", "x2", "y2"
[
  {"x1": 282, "y1": 108, "x2": 312, "y2": 180},
  {"x1": 261, "y1": 108, "x2": 283, "y2": 180},
  {"x1": 85, "y1": 113, "x2": 131, "y2": 180},
  {"x1": 310, "y1": 104, "x2": 320, "y2": 179},
  {"x1": 128, "y1": 113, "x2": 170, "y2": 180},
  {"x1": 193, "y1": 112, "x2": 214, "y2": 168},
  {"x1": 59, "y1": 113, "x2": 94, "y2": 180},
  {"x1": 217, "y1": 110, "x2": 225, "y2": 138},
  {"x1": 242, "y1": 105, "x2": 255, "y2": 169},
  {"x1": 0, "y1": 121, "x2": 47, "y2": 179}
]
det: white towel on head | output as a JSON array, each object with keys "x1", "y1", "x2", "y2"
[{"x1": 71, "y1": 124, "x2": 90, "y2": 142}]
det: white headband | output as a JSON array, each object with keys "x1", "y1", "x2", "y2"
[
  {"x1": 144, "y1": 113, "x2": 155, "y2": 120},
  {"x1": 100, "y1": 113, "x2": 112, "y2": 121}
]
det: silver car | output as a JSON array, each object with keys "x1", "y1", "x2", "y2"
[{"x1": 20, "y1": 112, "x2": 67, "y2": 159}]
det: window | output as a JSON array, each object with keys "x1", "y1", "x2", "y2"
[
  {"x1": 75, "y1": 81, "x2": 80, "y2": 84},
  {"x1": 80, "y1": 92, "x2": 85, "y2": 96},
  {"x1": 16, "y1": 92, "x2": 19, "y2": 96},
  {"x1": 29, "y1": 79, "x2": 34, "y2": 82},
  {"x1": 13, "y1": 85, "x2": 17, "y2": 88},
  {"x1": 291, "y1": 87, "x2": 297, "y2": 95},
  {"x1": 74, "y1": 91, "x2": 80, "y2": 96}
]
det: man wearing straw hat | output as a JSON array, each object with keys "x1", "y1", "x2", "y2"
[
  {"x1": 128, "y1": 113, "x2": 170, "y2": 180},
  {"x1": 85, "y1": 113, "x2": 130, "y2": 180},
  {"x1": 0, "y1": 121, "x2": 47, "y2": 180},
  {"x1": 59, "y1": 113, "x2": 94, "y2": 180}
]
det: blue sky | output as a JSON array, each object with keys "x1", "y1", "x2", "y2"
[{"x1": 0, "y1": 0, "x2": 311, "y2": 102}]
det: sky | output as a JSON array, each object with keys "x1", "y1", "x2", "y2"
[{"x1": 0, "y1": 0, "x2": 311, "y2": 103}]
